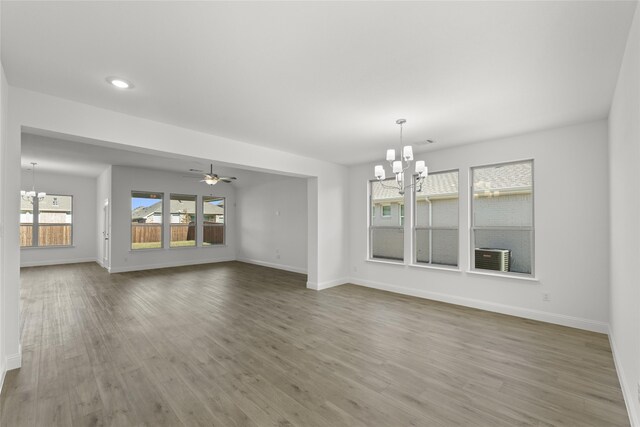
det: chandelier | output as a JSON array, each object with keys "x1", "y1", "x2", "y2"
[
  {"x1": 374, "y1": 119, "x2": 428, "y2": 195},
  {"x1": 21, "y1": 162, "x2": 46, "y2": 204}
]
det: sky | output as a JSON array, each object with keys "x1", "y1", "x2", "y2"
[{"x1": 131, "y1": 197, "x2": 159, "y2": 210}]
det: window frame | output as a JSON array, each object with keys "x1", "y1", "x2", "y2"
[
  {"x1": 131, "y1": 191, "x2": 164, "y2": 251},
  {"x1": 469, "y1": 159, "x2": 535, "y2": 278},
  {"x1": 368, "y1": 178, "x2": 405, "y2": 263},
  {"x1": 20, "y1": 194, "x2": 74, "y2": 248},
  {"x1": 202, "y1": 196, "x2": 226, "y2": 247},
  {"x1": 169, "y1": 193, "x2": 197, "y2": 249},
  {"x1": 412, "y1": 169, "x2": 460, "y2": 269}
]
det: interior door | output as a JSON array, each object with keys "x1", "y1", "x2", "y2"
[{"x1": 103, "y1": 200, "x2": 110, "y2": 268}]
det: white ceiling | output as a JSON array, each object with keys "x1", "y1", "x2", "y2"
[
  {"x1": 20, "y1": 132, "x2": 270, "y2": 185},
  {"x1": 3, "y1": 1, "x2": 637, "y2": 165}
]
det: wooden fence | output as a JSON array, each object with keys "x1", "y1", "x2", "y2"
[
  {"x1": 20, "y1": 222, "x2": 225, "y2": 247},
  {"x1": 131, "y1": 223, "x2": 162, "y2": 243},
  {"x1": 131, "y1": 222, "x2": 224, "y2": 245},
  {"x1": 20, "y1": 224, "x2": 72, "y2": 247},
  {"x1": 203, "y1": 224, "x2": 224, "y2": 245}
]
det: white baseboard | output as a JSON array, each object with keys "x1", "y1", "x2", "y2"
[
  {"x1": 20, "y1": 257, "x2": 98, "y2": 267},
  {"x1": 108, "y1": 256, "x2": 236, "y2": 273},
  {"x1": 609, "y1": 328, "x2": 639, "y2": 427},
  {"x1": 237, "y1": 258, "x2": 307, "y2": 275},
  {"x1": 349, "y1": 277, "x2": 609, "y2": 334},
  {"x1": 0, "y1": 361, "x2": 5, "y2": 395},
  {"x1": 307, "y1": 277, "x2": 348, "y2": 291},
  {"x1": 6, "y1": 345, "x2": 22, "y2": 371}
]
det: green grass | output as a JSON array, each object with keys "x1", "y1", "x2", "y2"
[
  {"x1": 132, "y1": 242, "x2": 162, "y2": 250},
  {"x1": 170, "y1": 240, "x2": 196, "y2": 248},
  {"x1": 132, "y1": 240, "x2": 196, "y2": 250}
]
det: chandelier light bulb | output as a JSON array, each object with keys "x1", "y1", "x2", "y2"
[
  {"x1": 386, "y1": 149, "x2": 395, "y2": 162},
  {"x1": 392, "y1": 160, "x2": 402, "y2": 174},
  {"x1": 403, "y1": 145, "x2": 413, "y2": 161}
]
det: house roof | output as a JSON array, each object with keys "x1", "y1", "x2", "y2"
[
  {"x1": 472, "y1": 162, "x2": 532, "y2": 193},
  {"x1": 373, "y1": 162, "x2": 532, "y2": 202},
  {"x1": 373, "y1": 170, "x2": 459, "y2": 202},
  {"x1": 132, "y1": 200, "x2": 224, "y2": 220}
]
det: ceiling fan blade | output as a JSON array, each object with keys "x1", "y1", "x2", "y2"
[{"x1": 219, "y1": 176, "x2": 236, "y2": 180}]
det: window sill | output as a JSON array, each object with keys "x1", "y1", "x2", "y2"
[
  {"x1": 466, "y1": 269, "x2": 539, "y2": 282},
  {"x1": 21, "y1": 245, "x2": 75, "y2": 250},
  {"x1": 409, "y1": 263, "x2": 461, "y2": 273},
  {"x1": 129, "y1": 244, "x2": 227, "y2": 252},
  {"x1": 366, "y1": 258, "x2": 405, "y2": 266}
]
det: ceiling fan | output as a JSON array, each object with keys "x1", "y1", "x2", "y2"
[{"x1": 197, "y1": 164, "x2": 236, "y2": 186}]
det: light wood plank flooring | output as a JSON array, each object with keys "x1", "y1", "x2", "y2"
[{"x1": 0, "y1": 261, "x2": 629, "y2": 426}]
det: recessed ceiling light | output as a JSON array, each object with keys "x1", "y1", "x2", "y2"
[{"x1": 106, "y1": 77, "x2": 133, "y2": 89}]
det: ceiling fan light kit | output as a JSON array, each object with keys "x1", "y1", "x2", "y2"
[
  {"x1": 199, "y1": 164, "x2": 237, "y2": 186},
  {"x1": 374, "y1": 119, "x2": 427, "y2": 195}
]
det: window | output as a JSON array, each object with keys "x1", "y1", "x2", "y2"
[
  {"x1": 369, "y1": 179, "x2": 403, "y2": 261},
  {"x1": 20, "y1": 195, "x2": 73, "y2": 247},
  {"x1": 20, "y1": 202, "x2": 34, "y2": 247},
  {"x1": 203, "y1": 197, "x2": 225, "y2": 245},
  {"x1": 170, "y1": 194, "x2": 196, "y2": 248},
  {"x1": 400, "y1": 204, "x2": 405, "y2": 226},
  {"x1": 414, "y1": 170, "x2": 459, "y2": 267},
  {"x1": 131, "y1": 191, "x2": 163, "y2": 250},
  {"x1": 471, "y1": 160, "x2": 534, "y2": 275}
]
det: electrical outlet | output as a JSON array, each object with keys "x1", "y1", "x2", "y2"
[{"x1": 542, "y1": 293, "x2": 550, "y2": 302}]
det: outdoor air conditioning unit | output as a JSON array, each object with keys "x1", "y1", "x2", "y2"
[{"x1": 475, "y1": 248, "x2": 511, "y2": 272}]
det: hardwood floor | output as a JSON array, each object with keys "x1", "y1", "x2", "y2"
[{"x1": 0, "y1": 261, "x2": 629, "y2": 426}]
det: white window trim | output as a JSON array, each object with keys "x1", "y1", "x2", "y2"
[
  {"x1": 469, "y1": 159, "x2": 535, "y2": 278},
  {"x1": 368, "y1": 178, "x2": 405, "y2": 262},
  {"x1": 20, "y1": 194, "x2": 74, "y2": 249},
  {"x1": 131, "y1": 191, "x2": 164, "y2": 250},
  {"x1": 202, "y1": 196, "x2": 226, "y2": 246},
  {"x1": 169, "y1": 193, "x2": 198, "y2": 249},
  {"x1": 413, "y1": 169, "x2": 460, "y2": 268}
]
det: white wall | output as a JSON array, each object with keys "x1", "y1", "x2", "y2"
[
  {"x1": 0, "y1": 43, "x2": 7, "y2": 390},
  {"x1": 0, "y1": 87, "x2": 349, "y2": 370},
  {"x1": 609, "y1": 4, "x2": 640, "y2": 425},
  {"x1": 96, "y1": 166, "x2": 111, "y2": 269},
  {"x1": 109, "y1": 165, "x2": 237, "y2": 273},
  {"x1": 349, "y1": 120, "x2": 610, "y2": 333},
  {"x1": 2, "y1": 82, "x2": 21, "y2": 375},
  {"x1": 236, "y1": 172, "x2": 307, "y2": 274},
  {"x1": 19, "y1": 170, "x2": 97, "y2": 267}
]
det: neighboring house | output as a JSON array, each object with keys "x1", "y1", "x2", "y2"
[
  {"x1": 20, "y1": 195, "x2": 72, "y2": 223},
  {"x1": 372, "y1": 164, "x2": 532, "y2": 226},
  {"x1": 371, "y1": 171, "x2": 460, "y2": 227},
  {"x1": 371, "y1": 164, "x2": 533, "y2": 272},
  {"x1": 131, "y1": 200, "x2": 224, "y2": 224}
]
